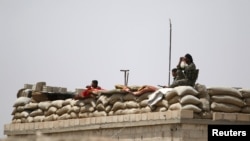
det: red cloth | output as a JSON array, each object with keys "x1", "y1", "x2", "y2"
[{"x1": 82, "y1": 86, "x2": 103, "y2": 97}]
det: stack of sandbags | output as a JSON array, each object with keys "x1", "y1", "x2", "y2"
[
  {"x1": 77, "y1": 97, "x2": 96, "y2": 118},
  {"x1": 168, "y1": 86, "x2": 202, "y2": 114},
  {"x1": 194, "y1": 83, "x2": 211, "y2": 118},
  {"x1": 238, "y1": 89, "x2": 250, "y2": 113},
  {"x1": 207, "y1": 86, "x2": 245, "y2": 113},
  {"x1": 12, "y1": 97, "x2": 32, "y2": 123}
]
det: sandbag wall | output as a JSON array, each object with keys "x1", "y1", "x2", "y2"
[{"x1": 10, "y1": 82, "x2": 250, "y2": 124}]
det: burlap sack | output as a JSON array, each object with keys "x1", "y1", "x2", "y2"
[
  {"x1": 92, "y1": 111, "x2": 107, "y2": 117},
  {"x1": 70, "y1": 106, "x2": 80, "y2": 113},
  {"x1": 62, "y1": 98, "x2": 75, "y2": 106},
  {"x1": 238, "y1": 89, "x2": 250, "y2": 98},
  {"x1": 123, "y1": 93, "x2": 137, "y2": 101},
  {"x1": 155, "y1": 99, "x2": 169, "y2": 108},
  {"x1": 168, "y1": 95, "x2": 180, "y2": 105},
  {"x1": 164, "y1": 90, "x2": 178, "y2": 101},
  {"x1": 121, "y1": 108, "x2": 141, "y2": 114},
  {"x1": 114, "y1": 109, "x2": 123, "y2": 115},
  {"x1": 108, "y1": 93, "x2": 124, "y2": 105},
  {"x1": 81, "y1": 97, "x2": 96, "y2": 107},
  {"x1": 241, "y1": 106, "x2": 250, "y2": 113},
  {"x1": 70, "y1": 112, "x2": 78, "y2": 119},
  {"x1": 33, "y1": 116, "x2": 45, "y2": 122},
  {"x1": 16, "y1": 106, "x2": 25, "y2": 112},
  {"x1": 182, "y1": 104, "x2": 202, "y2": 113},
  {"x1": 154, "y1": 107, "x2": 167, "y2": 112},
  {"x1": 96, "y1": 103, "x2": 105, "y2": 111},
  {"x1": 96, "y1": 95, "x2": 109, "y2": 106},
  {"x1": 24, "y1": 103, "x2": 38, "y2": 110},
  {"x1": 38, "y1": 101, "x2": 51, "y2": 110},
  {"x1": 78, "y1": 112, "x2": 89, "y2": 118},
  {"x1": 26, "y1": 116, "x2": 33, "y2": 123},
  {"x1": 198, "y1": 98, "x2": 210, "y2": 112},
  {"x1": 194, "y1": 83, "x2": 208, "y2": 98},
  {"x1": 13, "y1": 97, "x2": 31, "y2": 107},
  {"x1": 125, "y1": 101, "x2": 139, "y2": 109},
  {"x1": 140, "y1": 106, "x2": 151, "y2": 113},
  {"x1": 80, "y1": 104, "x2": 95, "y2": 113},
  {"x1": 45, "y1": 106, "x2": 57, "y2": 116},
  {"x1": 180, "y1": 95, "x2": 201, "y2": 105},
  {"x1": 139, "y1": 99, "x2": 148, "y2": 107},
  {"x1": 51, "y1": 100, "x2": 64, "y2": 109},
  {"x1": 211, "y1": 95, "x2": 245, "y2": 107},
  {"x1": 105, "y1": 105, "x2": 112, "y2": 113},
  {"x1": 169, "y1": 103, "x2": 182, "y2": 110},
  {"x1": 207, "y1": 86, "x2": 242, "y2": 98},
  {"x1": 58, "y1": 113, "x2": 71, "y2": 120},
  {"x1": 211, "y1": 102, "x2": 241, "y2": 113},
  {"x1": 174, "y1": 86, "x2": 199, "y2": 97},
  {"x1": 44, "y1": 114, "x2": 58, "y2": 121},
  {"x1": 245, "y1": 98, "x2": 250, "y2": 106},
  {"x1": 136, "y1": 92, "x2": 152, "y2": 102},
  {"x1": 75, "y1": 100, "x2": 85, "y2": 107},
  {"x1": 56, "y1": 105, "x2": 71, "y2": 116},
  {"x1": 111, "y1": 101, "x2": 126, "y2": 111},
  {"x1": 11, "y1": 108, "x2": 17, "y2": 115},
  {"x1": 30, "y1": 109, "x2": 43, "y2": 117}
]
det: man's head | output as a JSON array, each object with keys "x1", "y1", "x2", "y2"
[
  {"x1": 91, "y1": 80, "x2": 98, "y2": 88},
  {"x1": 184, "y1": 53, "x2": 193, "y2": 64},
  {"x1": 172, "y1": 68, "x2": 177, "y2": 78}
]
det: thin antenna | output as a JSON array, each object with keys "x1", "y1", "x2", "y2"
[
  {"x1": 168, "y1": 19, "x2": 172, "y2": 86},
  {"x1": 120, "y1": 69, "x2": 129, "y2": 86}
]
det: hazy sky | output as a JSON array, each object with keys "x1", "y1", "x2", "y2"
[{"x1": 1, "y1": 0, "x2": 250, "y2": 138}]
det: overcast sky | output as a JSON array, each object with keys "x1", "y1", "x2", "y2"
[{"x1": 1, "y1": 0, "x2": 250, "y2": 138}]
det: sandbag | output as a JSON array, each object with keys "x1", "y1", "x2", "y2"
[
  {"x1": 62, "y1": 98, "x2": 75, "y2": 106},
  {"x1": 26, "y1": 116, "x2": 33, "y2": 123},
  {"x1": 155, "y1": 99, "x2": 169, "y2": 108},
  {"x1": 154, "y1": 107, "x2": 167, "y2": 112},
  {"x1": 194, "y1": 83, "x2": 208, "y2": 98},
  {"x1": 32, "y1": 92, "x2": 48, "y2": 102},
  {"x1": 164, "y1": 89, "x2": 178, "y2": 101},
  {"x1": 140, "y1": 99, "x2": 149, "y2": 107},
  {"x1": 96, "y1": 103, "x2": 105, "y2": 111},
  {"x1": 16, "y1": 106, "x2": 25, "y2": 112},
  {"x1": 45, "y1": 106, "x2": 57, "y2": 116},
  {"x1": 96, "y1": 95, "x2": 109, "y2": 106},
  {"x1": 105, "y1": 105, "x2": 112, "y2": 113},
  {"x1": 245, "y1": 98, "x2": 250, "y2": 106},
  {"x1": 92, "y1": 111, "x2": 107, "y2": 117},
  {"x1": 125, "y1": 101, "x2": 139, "y2": 109},
  {"x1": 207, "y1": 86, "x2": 242, "y2": 98},
  {"x1": 211, "y1": 102, "x2": 241, "y2": 113},
  {"x1": 241, "y1": 106, "x2": 250, "y2": 113},
  {"x1": 16, "y1": 88, "x2": 26, "y2": 98},
  {"x1": 75, "y1": 100, "x2": 85, "y2": 107},
  {"x1": 78, "y1": 112, "x2": 89, "y2": 118},
  {"x1": 51, "y1": 100, "x2": 64, "y2": 108},
  {"x1": 56, "y1": 105, "x2": 71, "y2": 116},
  {"x1": 33, "y1": 116, "x2": 45, "y2": 122},
  {"x1": 70, "y1": 106, "x2": 80, "y2": 113},
  {"x1": 111, "y1": 101, "x2": 126, "y2": 111},
  {"x1": 44, "y1": 114, "x2": 58, "y2": 121},
  {"x1": 24, "y1": 103, "x2": 38, "y2": 110},
  {"x1": 211, "y1": 95, "x2": 245, "y2": 107},
  {"x1": 30, "y1": 109, "x2": 43, "y2": 117},
  {"x1": 81, "y1": 97, "x2": 96, "y2": 107},
  {"x1": 180, "y1": 95, "x2": 201, "y2": 105},
  {"x1": 80, "y1": 104, "x2": 95, "y2": 113},
  {"x1": 182, "y1": 104, "x2": 202, "y2": 113},
  {"x1": 11, "y1": 108, "x2": 17, "y2": 115},
  {"x1": 168, "y1": 95, "x2": 180, "y2": 105},
  {"x1": 140, "y1": 106, "x2": 151, "y2": 113},
  {"x1": 13, "y1": 97, "x2": 31, "y2": 107},
  {"x1": 136, "y1": 92, "x2": 152, "y2": 102},
  {"x1": 198, "y1": 98, "x2": 210, "y2": 112},
  {"x1": 38, "y1": 101, "x2": 51, "y2": 110},
  {"x1": 108, "y1": 93, "x2": 124, "y2": 105},
  {"x1": 238, "y1": 89, "x2": 250, "y2": 98},
  {"x1": 58, "y1": 113, "x2": 71, "y2": 120},
  {"x1": 174, "y1": 86, "x2": 199, "y2": 97},
  {"x1": 169, "y1": 103, "x2": 182, "y2": 111},
  {"x1": 123, "y1": 93, "x2": 137, "y2": 101},
  {"x1": 121, "y1": 108, "x2": 141, "y2": 114}
]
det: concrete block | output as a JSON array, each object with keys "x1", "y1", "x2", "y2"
[
  {"x1": 147, "y1": 112, "x2": 154, "y2": 120},
  {"x1": 74, "y1": 119, "x2": 80, "y2": 126},
  {"x1": 153, "y1": 112, "x2": 160, "y2": 120},
  {"x1": 123, "y1": 114, "x2": 130, "y2": 122},
  {"x1": 135, "y1": 114, "x2": 142, "y2": 121},
  {"x1": 34, "y1": 122, "x2": 39, "y2": 129},
  {"x1": 212, "y1": 112, "x2": 224, "y2": 121},
  {"x1": 95, "y1": 117, "x2": 101, "y2": 124},
  {"x1": 118, "y1": 115, "x2": 124, "y2": 122},
  {"x1": 90, "y1": 117, "x2": 96, "y2": 124},
  {"x1": 141, "y1": 113, "x2": 148, "y2": 120},
  {"x1": 129, "y1": 114, "x2": 136, "y2": 122},
  {"x1": 101, "y1": 116, "x2": 107, "y2": 123},
  {"x1": 106, "y1": 116, "x2": 113, "y2": 123},
  {"x1": 14, "y1": 123, "x2": 20, "y2": 131},
  {"x1": 180, "y1": 110, "x2": 193, "y2": 119},
  {"x1": 112, "y1": 115, "x2": 118, "y2": 123},
  {"x1": 58, "y1": 120, "x2": 64, "y2": 128},
  {"x1": 24, "y1": 123, "x2": 30, "y2": 130},
  {"x1": 237, "y1": 113, "x2": 250, "y2": 121},
  {"x1": 223, "y1": 113, "x2": 237, "y2": 121},
  {"x1": 9, "y1": 124, "x2": 15, "y2": 131},
  {"x1": 4, "y1": 124, "x2": 10, "y2": 131},
  {"x1": 38, "y1": 122, "x2": 44, "y2": 129},
  {"x1": 63, "y1": 120, "x2": 70, "y2": 127}
]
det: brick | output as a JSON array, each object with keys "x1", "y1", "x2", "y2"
[
  {"x1": 14, "y1": 123, "x2": 20, "y2": 131},
  {"x1": 38, "y1": 122, "x2": 44, "y2": 129},
  {"x1": 153, "y1": 112, "x2": 160, "y2": 120},
  {"x1": 74, "y1": 119, "x2": 80, "y2": 126},
  {"x1": 165, "y1": 111, "x2": 172, "y2": 119},
  {"x1": 24, "y1": 123, "x2": 30, "y2": 130},
  {"x1": 58, "y1": 120, "x2": 64, "y2": 128},
  {"x1": 135, "y1": 114, "x2": 142, "y2": 121},
  {"x1": 34, "y1": 122, "x2": 39, "y2": 129},
  {"x1": 171, "y1": 110, "x2": 180, "y2": 119},
  {"x1": 147, "y1": 112, "x2": 154, "y2": 120},
  {"x1": 223, "y1": 113, "x2": 237, "y2": 121},
  {"x1": 213, "y1": 112, "x2": 224, "y2": 121},
  {"x1": 237, "y1": 113, "x2": 250, "y2": 121},
  {"x1": 95, "y1": 117, "x2": 101, "y2": 124},
  {"x1": 53, "y1": 121, "x2": 60, "y2": 128}
]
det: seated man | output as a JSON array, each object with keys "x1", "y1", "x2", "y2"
[
  {"x1": 168, "y1": 53, "x2": 198, "y2": 88},
  {"x1": 75, "y1": 80, "x2": 103, "y2": 99}
]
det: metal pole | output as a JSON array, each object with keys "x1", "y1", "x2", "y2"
[
  {"x1": 120, "y1": 70, "x2": 129, "y2": 86},
  {"x1": 168, "y1": 19, "x2": 172, "y2": 86}
]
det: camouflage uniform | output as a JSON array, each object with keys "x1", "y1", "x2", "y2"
[{"x1": 169, "y1": 63, "x2": 197, "y2": 88}]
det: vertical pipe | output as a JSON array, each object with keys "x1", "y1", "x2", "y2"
[{"x1": 168, "y1": 19, "x2": 172, "y2": 86}]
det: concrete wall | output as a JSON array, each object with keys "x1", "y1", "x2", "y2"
[{"x1": 3, "y1": 110, "x2": 250, "y2": 141}]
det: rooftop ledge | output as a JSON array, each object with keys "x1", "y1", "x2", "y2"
[{"x1": 4, "y1": 110, "x2": 250, "y2": 136}]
